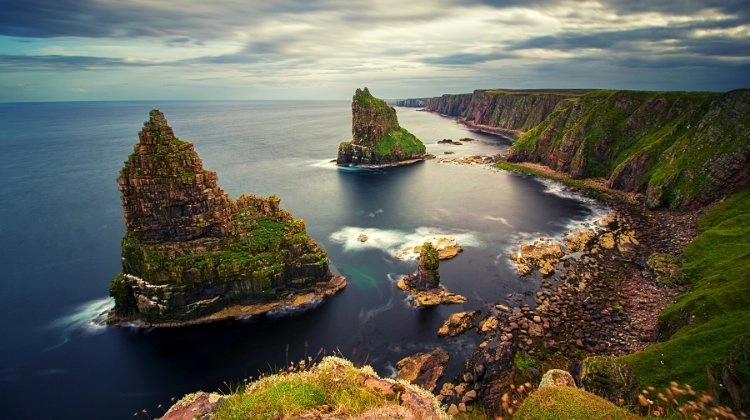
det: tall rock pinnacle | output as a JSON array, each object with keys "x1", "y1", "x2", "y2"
[
  {"x1": 337, "y1": 87, "x2": 426, "y2": 167},
  {"x1": 109, "y1": 110, "x2": 345, "y2": 326},
  {"x1": 118, "y1": 110, "x2": 234, "y2": 242}
]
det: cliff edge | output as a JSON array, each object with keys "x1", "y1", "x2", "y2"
[
  {"x1": 507, "y1": 89, "x2": 750, "y2": 209},
  {"x1": 337, "y1": 87, "x2": 426, "y2": 167},
  {"x1": 108, "y1": 110, "x2": 345, "y2": 326}
]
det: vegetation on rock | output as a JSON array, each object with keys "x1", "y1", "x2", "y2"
[
  {"x1": 507, "y1": 89, "x2": 750, "y2": 209},
  {"x1": 624, "y1": 189, "x2": 750, "y2": 409},
  {"x1": 204, "y1": 356, "x2": 449, "y2": 419},
  {"x1": 337, "y1": 87, "x2": 426, "y2": 166},
  {"x1": 109, "y1": 110, "x2": 343, "y2": 325},
  {"x1": 515, "y1": 386, "x2": 638, "y2": 419}
]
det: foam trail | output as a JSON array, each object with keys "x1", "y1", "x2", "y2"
[
  {"x1": 358, "y1": 296, "x2": 395, "y2": 324},
  {"x1": 44, "y1": 297, "x2": 114, "y2": 351},
  {"x1": 308, "y1": 159, "x2": 338, "y2": 170},
  {"x1": 483, "y1": 215, "x2": 512, "y2": 227}
]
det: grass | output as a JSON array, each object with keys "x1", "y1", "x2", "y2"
[
  {"x1": 218, "y1": 379, "x2": 325, "y2": 419},
  {"x1": 373, "y1": 127, "x2": 426, "y2": 158},
  {"x1": 514, "y1": 352, "x2": 539, "y2": 370},
  {"x1": 214, "y1": 356, "x2": 421, "y2": 419},
  {"x1": 514, "y1": 386, "x2": 638, "y2": 419},
  {"x1": 505, "y1": 89, "x2": 744, "y2": 208},
  {"x1": 624, "y1": 188, "x2": 750, "y2": 402}
]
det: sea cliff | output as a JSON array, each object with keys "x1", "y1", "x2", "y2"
[
  {"x1": 108, "y1": 110, "x2": 345, "y2": 326},
  {"x1": 508, "y1": 89, "x2": 750, "y2": 209},
  {"x1": 337, "y1": 87, "x2": 427, "y2": 167},
  {"x1": 405, "y1": 88, "x2": 750, "y2": 209}
]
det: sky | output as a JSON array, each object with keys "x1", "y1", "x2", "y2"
[{"x1": 1, "y1": 0, "x2": 749, "y2": 101}]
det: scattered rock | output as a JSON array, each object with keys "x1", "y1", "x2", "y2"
[
  {"x1": 358, "y1": 233, "x2": 368, "y2": 242},
  {"x1": 479, "y1": 316, "x2": 499, "y2": 333},
  {"x1": 396, "y1": 348, "x2": 450, "y2": 392},
  {"x1": 438, "y1": 311, "x2": 480, "y2": 337},
  {"x1": 539, "y1": 369, "x2": 576, "y2": 388},
  {"x1": 163, "y1": 392, "x2": 226, "y2": 420}
]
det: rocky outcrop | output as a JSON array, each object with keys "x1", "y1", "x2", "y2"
[
  {"x1": 337, "y1": 87, "x2": 426, "y2": 167},
  {"x1": 507, "y1": 89, "x2": 750, "y2": 209},
  {"x1": 108, "y1": 110, "x2": 345, "y2": 326},
  {"x1": 438, "y1": 310, "x2": 480, "y2": 337},
  {"x1": 397, "y1": 242, "x2": 466, "y2": 307},
  {"x1": 396, "y1": 348, "x2": 450, "y2": 392},
  {"x1": 164, "y1": 356, "x2": 448, "y2": 419}
]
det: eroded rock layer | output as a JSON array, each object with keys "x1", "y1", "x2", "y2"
[
  {"x1": 109, "y1": 110, "x2": 344, "y2": 326},
  {"x1": 337, "y1": 87, "x2": 426, "y2": 166}
]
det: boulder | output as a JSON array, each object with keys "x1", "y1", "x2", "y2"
[{"x1": 396, "y1": 348, "x2": 450, "y2": 392}]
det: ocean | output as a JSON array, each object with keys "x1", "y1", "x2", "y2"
[{"x1": 0, "y1": 100, "x2": 605, "y2": 418}]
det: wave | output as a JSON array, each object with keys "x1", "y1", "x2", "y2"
[
  {"x1": 308, "y1": 158, "x2": 338, "y2": 170},
  {"x1": 329, "y1": 226, "x2": 482, "y2": 260},
  {"x1": 44, "y1": 297, "x2": 114, "y2": 351}
]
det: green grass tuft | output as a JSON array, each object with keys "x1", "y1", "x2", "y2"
[
  {"x1": 624, "y1": 189, "x2": 750, "y2": 401},
  {"x1": 515, "y1": 386, "x2": 637, "y2": 419},
  {"x1": 213, "y1": 357, "x2": 415, "y2": 420},
  {"x1": 373, "y1": 127, "x2": 425, "y2": 158}
]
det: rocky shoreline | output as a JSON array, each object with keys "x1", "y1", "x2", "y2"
[
  {"x1": 417, "y1": 157, "x2": 702, "y2": 412},
  {"x1": 106, "y1": 276, "x2": 346, "y2": 328}
]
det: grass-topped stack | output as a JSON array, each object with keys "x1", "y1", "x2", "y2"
[
  {"x1": 337, "y1": 87, "x2": 426, "y2": 167},
  {"x1": 108, "y1": 110, "x2": 345, "y2": 326}
]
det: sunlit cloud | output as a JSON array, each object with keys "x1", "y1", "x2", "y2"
[{"x1": 0, "y1": 0, "x2": 747, "y2": 101}]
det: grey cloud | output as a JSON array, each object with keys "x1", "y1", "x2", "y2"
[
  {"x1": 422, "y1": 52, "x2": 516, "y2": 65},
  {"x1": 601, "y1": 0, "x2": 750, "y2": 18},
  {"x1": 0, "y1": 54, "x2": 160, "y2": 69},
  {"x1": 511, "y1": 23, "x2": 750, "y2": 58}
]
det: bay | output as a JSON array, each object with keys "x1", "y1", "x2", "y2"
[{"x1": 0, "y1": 101, "x2": 603, "y2": 418}]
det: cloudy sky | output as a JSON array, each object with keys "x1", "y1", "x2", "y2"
[{"x1": 1, "y1": 0, "x2": 749, "y2": 101}]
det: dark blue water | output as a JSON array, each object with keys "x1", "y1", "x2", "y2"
[{"x1": 0, "y1": 101, "x2": 604, "y2": 418}]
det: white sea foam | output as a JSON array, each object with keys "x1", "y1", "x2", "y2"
[
  {"x1": 483, "y1": 215, "x2": 513, "y2": 227},
  {"x1": 367, "y1": 209, "x2": 384, "y2": 218},
  {"x1": 358, "y1": 296, "x2": 395, "y2": 324},
  {"x1": 44, "y1": 297, "x2": 114, "y2": 351},
  {"x1": 329, "y1": 226, "x2": 482, "y2": 260},
  {"x1": 308, "y1": 158, "x2": 338, "y2": 169}
]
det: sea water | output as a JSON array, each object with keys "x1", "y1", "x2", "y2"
[{"x1": 0, "y1": 101, "x2": 603, "y2": 418}]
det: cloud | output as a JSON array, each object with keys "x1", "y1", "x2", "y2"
[
  {"x1": 422, "y1": 52, "x2": 517, "y2": 65},
  {"x1": 0, "y1": 0, "x2": 748, "y2": 100}
]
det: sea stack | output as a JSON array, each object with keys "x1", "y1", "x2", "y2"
[
  {"x1": 337, "y1": 87, "x2": 426, "y2": 167},
  {"x1": 397, "y1": 242, "x2": 466, "y2": 307},
  {"x1": 108, "y1": 110, "x2": 345, "y2": 326}
]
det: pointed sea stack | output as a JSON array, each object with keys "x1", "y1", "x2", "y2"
[
  {"x1": 108, "y1": 110, "x2": 345, "y2": 326},
  {"x1": 397, "y1": 242, "x2": 466, "y2": 307},
  {"x1": 337, "y1": 87, "x2": 426, "y2": 167}
]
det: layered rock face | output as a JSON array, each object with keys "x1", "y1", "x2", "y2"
[
  {"x1": 507, "y1": 89, "x2": 750, "y2": 208},
  {"x1": 109, "y1": 110, "x2": 344, "y2": 326},
  {"x1": 337, "y1": 87, "x2": 426, "y2": 166},
  {"x1": 420, "y1": 89, "x2": 581, "y2": 138}
]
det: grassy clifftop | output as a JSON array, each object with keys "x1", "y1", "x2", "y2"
[
  {"x1": 164, "y1": 356, "x2": 448, "y2": 419},
  {"x1": 624, "y1": 189, "x2": 750, "y2": 406},
  {"x1": 507, "y1": 89, "x2": 750, "y2": 209}
]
